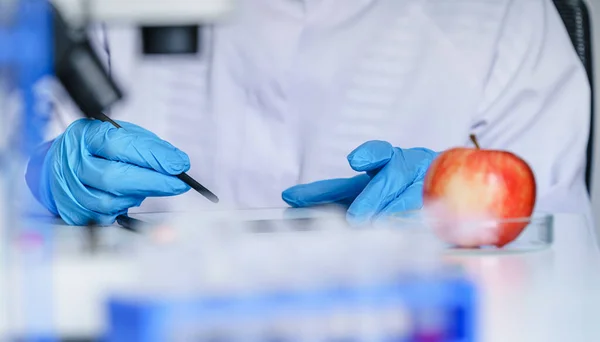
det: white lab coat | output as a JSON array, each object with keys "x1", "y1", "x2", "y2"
[{"x1": 43, "y1": 0, "x2": 592, "y2": 220}]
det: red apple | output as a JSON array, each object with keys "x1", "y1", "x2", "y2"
[{"x1": 422, "y1": 135, "x2": 536, "y2": 248}]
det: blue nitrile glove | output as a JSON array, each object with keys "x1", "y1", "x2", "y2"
[
  {"x1": 25, "y1": 118, "x2": 191, "y2": 225},
  {"x1": 282, "y1": 140, "x2": 438, "y2": 225}
]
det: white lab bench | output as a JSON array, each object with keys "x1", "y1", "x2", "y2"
[{"x1": 47, "y1": 209, "x2": 600, "y2": 342}]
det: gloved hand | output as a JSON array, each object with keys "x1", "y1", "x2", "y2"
[
  {"x1": 282, "y1": 140, "x2": 438, "y2": 225},
  {"x1": 26, "y1": 119, "x2": 191, "y2": 225}
]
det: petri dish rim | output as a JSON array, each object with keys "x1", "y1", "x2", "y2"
[
  {"x1": 387, "y1": 210, "x2": 554, "y2": 253},
  {"x1": 388, "y1": 210, "x2": 553, "y2": 225}
]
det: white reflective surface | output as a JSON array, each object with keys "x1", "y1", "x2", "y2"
[
  {"x1": 446, "y1": 214, "x2": 600, "y2": 342},
  {"x1": 49, "y1": 210, "x2": 600, "y2": 341}
]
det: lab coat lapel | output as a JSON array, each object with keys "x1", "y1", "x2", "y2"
[{"x1": 298, "y1": 0, "x2": 482, "y2": 183}]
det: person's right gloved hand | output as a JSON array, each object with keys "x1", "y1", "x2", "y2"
[{"x1": 26, "y1": 118, "x2": 191, "y2": 225}]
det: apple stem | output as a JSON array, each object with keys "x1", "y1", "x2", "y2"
[{"x1": 470, "y1": 134, "x2": 481, "y2": 149}]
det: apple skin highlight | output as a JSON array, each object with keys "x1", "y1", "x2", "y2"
[{"x1": 422, "y1": 143, "x2": 537, "y2": 248}]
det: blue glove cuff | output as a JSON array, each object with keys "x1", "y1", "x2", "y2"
[{"x1": 25, "y1": 140, "x2": 59, "y2": 216}]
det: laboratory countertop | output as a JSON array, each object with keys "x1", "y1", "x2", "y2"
[{"x1": 43, "y1": 209, "x2": 600, "y2": 341}]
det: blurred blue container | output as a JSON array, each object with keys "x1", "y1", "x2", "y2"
[
  {"x1": 0, "y1": 0, "x2": 54, "y2": 154},
  {"x1": 0, "y1": 1, "x2": 56, "y2": 341},
  {"x1": 105, "y1": 275, "x2": 477, "y2": 342}
]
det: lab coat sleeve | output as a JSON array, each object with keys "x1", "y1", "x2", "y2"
[{"x1": 471, "y1": 0, "x2": 591, "y2": 217}]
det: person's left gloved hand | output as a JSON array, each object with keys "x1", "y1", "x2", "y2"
[{"x1": 282, "y1": 140, "x2": 438, "y2": 225}]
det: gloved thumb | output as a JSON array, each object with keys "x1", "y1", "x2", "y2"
[
  {"x1": 347, "y1": 140, "x2": 394, "y2": 173},
  {"x1": 282, "y1": 141, "x2": 394, "y2": 209},
  {"x1": 282, "y1": 174, "x2": 370, "y2": 208}
]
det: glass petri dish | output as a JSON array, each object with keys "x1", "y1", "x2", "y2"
[{"x1": 388, "y1": 210, "x2": 553, "y2": 255}]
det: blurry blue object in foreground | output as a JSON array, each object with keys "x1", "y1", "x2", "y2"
[
  {"x1": 0, "y1": 0, "x2": 54, "y2": 154},
  {"x1": 0, "y1": 0, "x2": 56, "y2": 341},
  {"x1": 105, "y1": 276, "x2": 477, "y2": 342}
]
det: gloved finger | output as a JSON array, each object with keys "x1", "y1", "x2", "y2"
[
  {"x1": 77, "y1": 157, "x2": 191, "y2": 197},
  {"x1": 80, "y1": 187, "x2": 144, "y2": 215},
  {"x1": 347, "y1": 140, "x2": 394, "y2": 173},
  {"x1": 374, "y1": 181, "x2": 424, "y2": 220},
  {"x1": 81, "y1": 120, "x2": 190, "y2": 175},
  {"x1": 346, "y1": 148, "x2": 431, "y2": 225},
  {"x1": 282, "y1": 174, "x2": 370, "y2": 208},
  {"x1": 55, "y1": 186, "x2": 141, "y2": 225}
]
